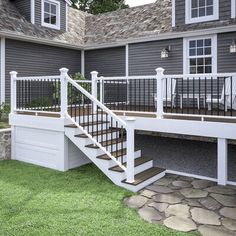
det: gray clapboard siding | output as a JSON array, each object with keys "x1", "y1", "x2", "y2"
[
  {"x1": 129, "y1": 38, "x2": 183, "y2": 75},
  {"x1": 218, "y1": 32, "x2": 236, "y2": 73},
  {"x1": 175, "y1": 0, "x2": 231, "y2": 28},
  {"x1": 12, "y1": 0, "x2": 31, "y2": 21},
  {"x1": 35, "y1": 0, "x2": 67, "y2": 31},
  {"x1": 85, "y1": 47, "x2": 126, "y2": 79},
  {"x1": 5, "y1": 39, "x2": 81, "y2": 102}
]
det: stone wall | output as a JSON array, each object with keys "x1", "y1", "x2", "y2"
[{"x1": 0, "y1": 129, "x2": 11, "y2": 160}]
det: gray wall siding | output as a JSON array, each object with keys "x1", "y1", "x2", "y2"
[
  {"x1": 85, "y1": 47, "x2": 126, "y2": 79},
  {"x1": 175, "y1": 0, "x2": 231, "y2": 28},
  {"x1": 218, "y1": 32, "x2": 236, "y2": 73},
  {"x1": 136, "y1": 134, "x2": 236, "y2": 182},
  {"x1": 35, "y1": 0, "x2": 66, "y2": 31},
  {"x1": 12, "y1": 0, "x2": 31, "y2": 21},
  {"x1": 5, "y1": 39, "x2": 81, "y2": 101},
  {"x1": 129, "y1": 39, "x2": 183, "y2": 75}
]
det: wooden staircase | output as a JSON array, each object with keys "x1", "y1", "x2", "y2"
[{"x1": 64, "y1": 116, "x2": 166, "y2": 192}]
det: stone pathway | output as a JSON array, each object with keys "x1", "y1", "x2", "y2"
[{"x1": 124, "y1": 174, "x2": 236, "y2": 236}]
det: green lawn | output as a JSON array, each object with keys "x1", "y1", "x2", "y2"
[
  {"x1": 0, "y1": 121, "x2": 10, "y2": 129},
  {"x1": 0, "y1": 161, "x2": 197, "y2": 236}
]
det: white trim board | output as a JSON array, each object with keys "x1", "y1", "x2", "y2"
[
  {"x1": 81, "y1": 50, "x2": 85, "y2": 76},
  {"x1": 31, "y1": 0, "x2": 35, "y2": 24},
  {"x1": 232, "y1": 0, "x2": 236, "y2": 18},
  {"x1": 172, "y1": 0, "x2": 175, "y2": 27},
  {"x1": 0, "y1": 37, "x2": 5, "y2": 104}
]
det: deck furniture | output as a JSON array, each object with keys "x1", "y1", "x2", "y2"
[{"x1": 206, "y1": 77, "x2": 236, "y2": 112}]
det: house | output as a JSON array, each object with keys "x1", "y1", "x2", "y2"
[{"x1": 1, "y1": 0, "x2": 236, "y2": 191}]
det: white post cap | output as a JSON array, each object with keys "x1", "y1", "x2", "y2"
[
  {"x1": 10, "y1": 71, "x2": 18, "y2": 77},
  {"x1": 155, "y1": 67, "x2": 165, "y2": 75},
  {"x1": 59, "y1": 68, "x2": 69, "y2": 74},
  {"x1": 91, "y1": 71, "x2": 99, "y2": 77}
]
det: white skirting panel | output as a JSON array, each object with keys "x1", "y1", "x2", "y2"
[
  {"x1": 13, "y1": 126, "x2": 91, "y2": 171},
  {"x1": 14, "y1": 126, "x2": 67, "y2": 171}
]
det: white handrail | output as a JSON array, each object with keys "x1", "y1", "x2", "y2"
[
  {"x1": 98, "y1": 73, "x2": 236, "y2": 81},
  {"x1": 15, "y1": 76, "x2": 60, "y2": 81},
  {"x1": 67, "y1": 75, "x2": 127, "y2": 127}
]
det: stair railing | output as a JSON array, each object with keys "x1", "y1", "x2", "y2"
[{"x1": 60, "y1": 68, "x2": 135, "y2": 183}]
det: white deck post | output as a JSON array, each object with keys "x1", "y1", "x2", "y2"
[
  {"x1": 60, "y1": 68, "x2": 69, "y2": 118},
  {"x1": 99, "y1": 76, "x2": 104, "y2": 104},
  {"x1": 91, "y1": 71, "x2": 98, "y2": 113},
  {"x1": 10, "y1": 71, "x2": 17, "y2": 114},
  {"x1": 126, "y1": 117, "x2": 135, "y2": 183},
  {"x1": 217, "y1": 138, "x2": 228, "y2": 186},
  {"x1": 156, "y1": 67, "x2": 165, "y2": 118}
]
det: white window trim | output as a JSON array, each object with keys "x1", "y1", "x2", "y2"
[
  {"x1": 183, "y1": 35, "x2": 217, "y2": 75},
  {"x1": 41, "y1": 0, "x2": 61, "y2": 30},
  {"x1": 232, "y1": 0, "x2": 236, "y2": 18},
  {"x1": 185, "y1": 0, "x2": 219, "y2": 24}
]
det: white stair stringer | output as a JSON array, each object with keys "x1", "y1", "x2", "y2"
[{"x1": 65, "y1": 125, "x2": 163, "y2": 191}]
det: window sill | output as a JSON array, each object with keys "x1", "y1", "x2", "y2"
[
  {"x1": 185, "y1": 16, "x2": 219, "y2": 25},
  {"x1": 41, "y1": 22, "x2": 60, "y2": 30}
]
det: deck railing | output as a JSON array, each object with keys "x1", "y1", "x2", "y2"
[
  {"x1": 93, "y1": 69, "x2": 236, "y2": 119},
  {"x1": 10, "y1": 69, "x2": 136, "y2": 183}
]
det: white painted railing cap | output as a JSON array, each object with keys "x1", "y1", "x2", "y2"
[
  {"x1": 59, "y1": 68, "x2": 69, "y2": 73},
  {"x1": 155, "y1": 67, "x2": 165, "y2": 75}
]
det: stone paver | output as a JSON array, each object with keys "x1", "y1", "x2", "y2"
[
  {"x1": 154, "y1": 193, "x2": 183, "y2": 204},
  {"x1": 124, "y1": 195, "x2": 148, "y2": 208},
  {"x1": 148, "y1": 202, "x2": 168, "y2": 212},
  {"x1": 199, "y1": 197, "x2": 221, "y2": 210},
  {"x1": 164, "y1": 216, "x2": 197, "y2": 232},
  {"x1": 165, "y1": 204, "x2": 190, "y2": 218},
  {"x1": 141, "y1": 189, "x2": 157, "y2": 198},
  {"x1": 220, "y1": 208, "x2": 236, "y2": 220},
  {"x1": 186, "y1": 199, "x2": 202, "y2": 207},
  {"x1": 180, "y1": 188, "x2": 208, "y2": 198},
  {"x1": 211, "y1": 193, "x2": 236, "y2": 207},
  {"x1": 222, "y1": 218, "x2": 236, "y2": 231},
  {"x1": 192, "y1": 179, "x2": 214, "y2": 189},
  {"x1": 191, "y1": 208, "x2": 221, "y2": 225},
  {"x1": 154, "y1": 178, "x2": 173, "y2": 186},
  {"x1": 138, "y1": 206, "x2": 162, "y2": 223},
  {"x1": 198, "y1": 225, "x2": 235, "y2": 236},
  {"x1": 206, "y1": 186, "x2": 236, "y2": 195},
  {"x1": 172, "y1": 180, "x2": 192, "y2": 188},
  {"x1": 146, "y1": 185, "x2": 173, "y2": 194},
  {"x1": 124, "y1": 175, "x2": 236, "y2": 236}
]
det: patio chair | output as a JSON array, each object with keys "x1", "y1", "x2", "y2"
[
  {"x1": 206, "y1": 76, "x2": 236, "y2": 112},
  {"x1": 153, "y1": 78, "x2": 177, "y2": 108}
]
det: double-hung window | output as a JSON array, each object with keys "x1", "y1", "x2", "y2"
[
  {"x1": 42, "y1": 0, "x2": 60, "y2": 30},
  {"x1": 185, "y1": 0, "x2": 219, "y2": 24},
  {"x1": 184, "y1": 36, "x2": 217, "y2": 74}
]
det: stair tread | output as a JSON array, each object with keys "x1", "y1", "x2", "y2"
[
  {"x1": 85, "y1": 138, "x2": 125, "y2": 149},
  {"x1": 109, "y1": 157, "x2": 152, "y2": 173},
  {"x1": 122, "y1": 167, "x2": 165, "y2": 186},
  {"x1": 65, "y1": 120, "x2": 109, "y2": 129},
  {"x1": 97, "y1": 148, "x2": 127, "y2": 160},
  {"x1": 75, "y1": 128, "x2": 121, "y2": 138}
]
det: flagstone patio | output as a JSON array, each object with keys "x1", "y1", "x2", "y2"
[{"x1": 124, "y1": 174, "x2": 236, "y2": 236}]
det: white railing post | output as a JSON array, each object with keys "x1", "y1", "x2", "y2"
[
  {"x1": 60, "y1": 68, "x2": 69, "y2": 118},
  {"x1": 10, "y1": 71, "x2": 17, "y2": 114},
  {"x1": 99, "y1": 76, "x2": 104, "y2": 104},
  {"x1": 91, "y1": 71, "x2": 98, "y2": 113},
  {"x1": 156, "y1": 67, "x2": 165, "y2": 118},
  {"x1": 126, "y1": 117, "x2": 135, "y2": 183}
]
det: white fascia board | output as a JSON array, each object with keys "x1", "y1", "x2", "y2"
[{"x1": 64, "y1": 0, "x2": 72, "y2": 6}]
